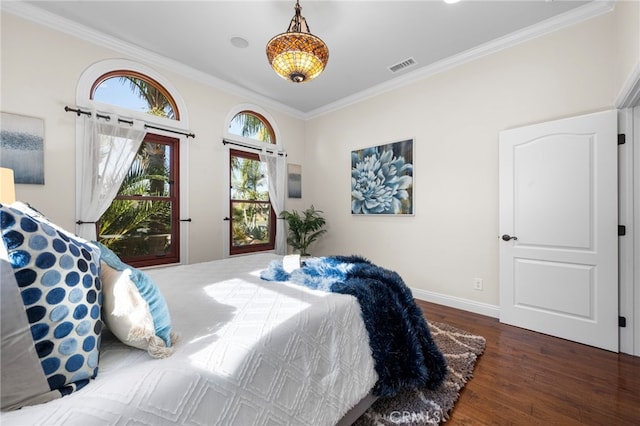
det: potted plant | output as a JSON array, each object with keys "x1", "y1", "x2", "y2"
[{"x1": 280, "y1": 205, "x2": 327, "y2": 256}]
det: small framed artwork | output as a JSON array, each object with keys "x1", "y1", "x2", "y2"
[
  {"x1": 351, "y1": 138, "x2": 414, "y2": 215},
  {"x1": 0, "y1": 112, "x2": 45, "y2": 184},
  {"x1": 287, "y1": 163, "x2": 302, "y2": 198}
]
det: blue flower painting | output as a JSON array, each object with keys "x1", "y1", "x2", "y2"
[{"x1": 351, "y1": 139, "x2": 413, "y2": 215}]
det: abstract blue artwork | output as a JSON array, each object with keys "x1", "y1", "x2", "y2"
[
  {"x1": 351, "y1": 138, "x2": 414, "y2": 215},
  {"x1": 0, "y1": 112, "x2": 45, "y2": 184}
]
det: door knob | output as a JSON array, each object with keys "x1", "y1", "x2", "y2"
[{"x1": 501, "y1": 234, "x2": 518, "y2": 241}]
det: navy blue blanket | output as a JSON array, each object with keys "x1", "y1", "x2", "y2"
[{"x1": 261, "y1": 255, "x2": 447, "y2": 397}]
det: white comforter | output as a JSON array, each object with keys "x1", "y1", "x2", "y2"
[{"x1": 1, "y1": 253, "x2": 377, "y2": 425}]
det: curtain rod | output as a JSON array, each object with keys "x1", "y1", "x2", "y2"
[
  {"x1": 222, "y1": 139, "x2": 286, "y2": 156},
  {"x1": 64, "y1": 106, "x2": 196, "y2": 139}
]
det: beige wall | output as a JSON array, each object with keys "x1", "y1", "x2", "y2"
[
  {"x1": 0, "y1": 13, "x2": 306, "y2": 264},
  {"x1": 2, "y1": 4, "x2": 638, "y2": 309},
  {"x1": 614, "y1": 0, "x2": 640, "y2": 99},
  {"x1": 305, "y1": 10, "x2": 630, "y2": 307}
]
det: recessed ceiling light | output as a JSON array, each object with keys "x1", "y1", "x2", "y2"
[
  {"x1": 230, "y1": 36, "x2": 249, "y2": 48},
  {"x1": 444, "y1": 0, "x2": 461, "y2": 4}
]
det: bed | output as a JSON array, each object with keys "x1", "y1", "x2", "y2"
[
  {"x1": 1, "y1": 201, "x2": 445, "y2": 425},
  {"x1": 1, "y1": 251, "x2": 378, "y2": 425}
]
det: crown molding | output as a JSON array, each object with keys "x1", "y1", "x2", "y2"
[
  {"x1": 616, "y1": 61, "x2": 640, "y2": 108},
  {"x1": 0, "y1": 1, "x2": 307, "y2": 120},
  {"x1": 2, "y1": 1, "x2": 615, "y2": 121},
  {"x1": 304, "y1": 0, "x2": 616, "y2": 119}
]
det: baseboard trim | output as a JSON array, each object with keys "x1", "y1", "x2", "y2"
[{"x1": 411, "y1": 288, "x2": 500, "y2": 319}]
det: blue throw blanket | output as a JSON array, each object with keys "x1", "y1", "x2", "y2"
[{"x1": 261, "y1": 255, "x2": 447, "y2": 397}]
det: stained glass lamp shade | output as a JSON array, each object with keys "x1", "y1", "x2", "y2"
[{"x1": 266, "y1": 1, "x2": 329, "y2": 83}]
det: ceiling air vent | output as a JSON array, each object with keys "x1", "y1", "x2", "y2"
[{"x1": 388, "y1": 57, "x2": 416, "y2": 73}]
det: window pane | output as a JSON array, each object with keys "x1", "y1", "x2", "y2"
[
  {"x1": 98, "y1": 133, "x2": 179, "y2": 267},
  {"x1": 229, "y1": 149, "x2": 275, "y2": 255},
  {"x1": 231, "y1": 156, "x2": 268, "y2": 201},
  {"x1": 99, "y1": 199, "x2": 173, "y2": 256},
  {"x1": 231, "y1": 201, "x2": 272, "y2": 247},
  {"x1": 93, "y1": 75, "x2": 176, "y2": 119},
  {"x1": 229, "y1": 112, "x2": 273, "y2": 144},
  {"x1": 119, "y1": 142, "x2": 171, "y2": 197}
]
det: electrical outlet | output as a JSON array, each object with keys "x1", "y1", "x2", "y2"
[{"x1": 473, "y1": 278, "x2": 483, "y2": 291}]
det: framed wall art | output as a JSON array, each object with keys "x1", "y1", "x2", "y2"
[
  {"x1": 287, "y1": 163, "x2": 302, "y2": 198},
  {"x1": 0, "y1": 112, "x2": 45, "y2": 184},
  {"x1": 351, "y1": 138, "x2": 413, "y2": 215}
]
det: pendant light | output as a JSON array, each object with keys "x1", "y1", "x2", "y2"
[{"x1": 266, "y1": 0, "x2": 329, "y2": 83}]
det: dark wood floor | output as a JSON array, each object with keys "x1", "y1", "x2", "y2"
[{"x1": 416, "y1": 300, "x2": 640, "y2": 425}]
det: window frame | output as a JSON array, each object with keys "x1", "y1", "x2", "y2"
[
  {"x1": 228, "y1": 149, "x2": 276, "y2": 255},
  {"x1": 223, "y1": 104, "x2": 282, "y2": 257},
  {"x1": 228, "y1": 110, "x2": 276, "y2": 144},
  {"x1": 98, "y1": 133, "x2": 181, "y2": 268},
  {"x1": 223, "y1": 104, "x2": 282, "y2": 151},
  {"x1": 90, "y1": 70, "x2": 181, "y2": 120},
  {"x1": 76, "y1": 59, "x2": 190, "y2": 266},
  {"x1": 77, "y1": 60, "x2": 189, "y2": 130}
]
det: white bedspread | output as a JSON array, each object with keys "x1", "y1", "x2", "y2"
[{"x1": 1, "y1": 253, "x2": 377, "y2": 425}]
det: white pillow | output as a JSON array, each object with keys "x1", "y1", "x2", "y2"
[{"x1": 100, "y1": 261, "x2": 176, "y2": 358}]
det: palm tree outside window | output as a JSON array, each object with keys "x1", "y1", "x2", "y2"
[
  {"x1": 228, "y1": 111, "x2": 277, "y2": 255},
  {"x1": 92, "y1": 72, "x2": 180, "y2": 267}
]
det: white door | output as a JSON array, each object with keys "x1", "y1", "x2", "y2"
[{"x1": 499, "y1": 110, "x2": 618, "y2": 352}]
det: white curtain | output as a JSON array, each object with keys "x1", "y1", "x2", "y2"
[
  {"x1": 77, "y1": 114, "x2": 146, "y2": 240},
  {"x1": 259, "y1": 150, "x2": 287, "y2": 255}
]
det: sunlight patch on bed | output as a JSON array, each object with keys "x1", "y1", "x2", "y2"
[{"x1": 190, "y1": 278, "x2": 314, "y2": 377}]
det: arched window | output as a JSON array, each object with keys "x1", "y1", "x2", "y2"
[
  {"x1": 76, "y1": 60, "x2": 188, "y2": 267},
  {"x1": 224, "y1": 106, "x2": 285, "y2": 256},
  {"x1": 228, "y1": 111, "x2": 275, "y2": 144},
  {"x1": 92, "y1": 71, "x2": 179, "y2": 120}
]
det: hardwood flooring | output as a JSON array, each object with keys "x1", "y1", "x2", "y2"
[{"x1": 415, "y1": 300, "x2": 640, "y2": 425}]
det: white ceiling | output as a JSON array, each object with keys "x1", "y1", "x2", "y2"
[{"x1": 6, "y1": 1, "x2": 605, "y2": 118}]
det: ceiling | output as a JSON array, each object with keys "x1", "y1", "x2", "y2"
[{"x1": 7, "y1": 1, "x2": 603, "y2": 118}]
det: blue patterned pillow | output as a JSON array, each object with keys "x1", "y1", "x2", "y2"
[{"x1": 0, "y1": 203, "x2": 102, "y2": 409}]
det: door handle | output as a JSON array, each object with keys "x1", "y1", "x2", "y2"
[{"x1": 501, "y1": 234, "x2": 518, "y2": 241}]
